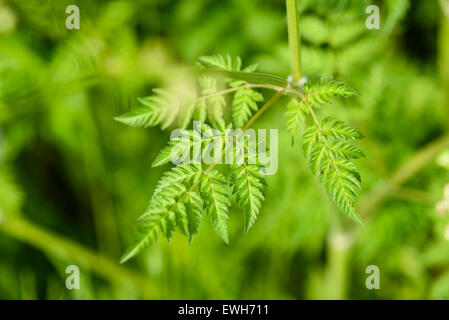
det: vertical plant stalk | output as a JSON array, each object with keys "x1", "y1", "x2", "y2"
[
  {"x1": 82, "y1": 108, "x2": 121, "y2": 258},
  {"x1": 439, "y1": 0, "x2": 449, "y2": 114},
  {"x1": 283, "y1": 0, "x2": 350, "y2": 298},
  {"x1": 324, "y1": 232, "x2": 351, "y2": 299},
  {"x1": 286, "y1": 0, "x2": 303, "y2": 83}
]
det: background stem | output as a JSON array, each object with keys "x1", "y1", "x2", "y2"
[
  {"x1": 439, "y1": 0, "x2": 449, "y2": 116},
  {"x1": 359, "y1": 133, "x2": 449, "y2": 218},
  {"x1": 286, "y1": 0, "x2": 303, "y2": 82},
  {"x1": 0, "y1": 214, "x2": 154, "y2": 297}
]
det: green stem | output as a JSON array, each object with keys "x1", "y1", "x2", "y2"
[
  {"x1": 202, "y1": 69, "x2": 289, "y2": 88},
  {"x1": 392, "y1": 187, "x2": 439, "y2": 205},
  {"x1": 241, "y1": 90, "x2": 286, "y2": 131},
  {"x1": 0, "y1": 214, "x2": 155, "y2": 297},
  {"x1": 358, "y1": 133, "x2": 449, "y2": 218},
  {"x1": 440, "y1": 0, "x2": 449, "y2": 114},
  {"x1": 130, "y1": 84, "x2": 296, "y2": 119},
  {"x1": 324, "y1": 232, "x2": 352, "y2": 299},
  {"x1": 286, "y1": 0, "x2": 303, "y2": 82},
  {"x1": 82, "y1": 109, "x2": 120, "y2": 258}
]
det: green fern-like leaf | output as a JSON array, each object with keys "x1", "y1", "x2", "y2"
[
  {"x1": 320, "y1": 117, "x2": 364, "y2": 141},
  {"x1": 200, "y1": 170, "x2": 230, "y2": 243},
  {"x1": 199, "y1": 54, "x2": 264, "y2": 127},
  {"x1": 231, "y1": 164, "x2": 266, "y2": 234},
  {"x1": 198, "y1": 75, "x2": 226, "y2": 122},
  {"x1": 151, "y1": 129, "x2": 201, "y2": 167},
  {"x1": 304, "y1": 78, "x2": 358, "y2": 108},
  {"x1": 285, "y1": 78, "x2": 357, "y2": 142},
  {"x1": 152, "y1": 136, "x2": 192, "y2": 167},
  {"x1": 116, "y1": 54, "x2": 267, "y2": 131},
  {"x1": 117, "y1": 56, "x2": 367, "y2": 262},
  {"x1": 175, "y1": 190, "x2": 203, "y2": 243},
  {"x1": 152, "y1": 122, "x2": 228, "y2": 168},
  {"x1": 114, "y1": 97, "x2": 161, "y2": 128},
  {"x1": 319, "y1": 157, "x2": 363, "y2": 225},
  {"x1": 232, "y1": 87, "x2": 264, "y2": 128},
  {"x1": 289, "y1": 78, "x2": 364, "y2": 225},
  {"x1": 198, "y1": 54, "x2": 241, "y2": 71},
  {"x1": 302, "y1": 125, "x2": 320, "y2": 161},
  {"x1": 121, "y1": 202, "x2": 181, "y2": 264},
  {"x1": 114, "y1": 89, "x2": 191, "y2": 129},
  {"x1": 285, "y1": 97, "x2": 310, "y2": 140},
  {"x1": 148, "y1": 164, "x2": 203, "y2": 204},
  {"x1": 121, "y1": 164, "x2": 203, "y2": 263},
  {"x1": 328, "y1": 140, "x2": 364, "y2": 159},
  {"x1": 302, "y1": 118, "x2": 364, "y2": 225}
]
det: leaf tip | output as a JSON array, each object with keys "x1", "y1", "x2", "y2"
[
  {"x1": 119, "y1": 252, "x2": 133, "y2": 264},
  {"x1": 114, "y1": 115, "x2": 125, "y2": 123}
]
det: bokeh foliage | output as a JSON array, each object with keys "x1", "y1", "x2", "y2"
[{"x1": 1, "y1": 0, "x2": 449, "y2": 299}]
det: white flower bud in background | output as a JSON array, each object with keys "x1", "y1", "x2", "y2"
[
  {"x1": 436, "y1": 184, "x2": 449, "y2": 215},
  {"x1": 444, "y1": 225, "x2": 449, "y2": 241},
  {"x1": 444, "y1": 184, "x2": 449, "y2": 199},
  {"x1": 437, "y1": 200, "x2": 449, "y2": 215},
  {"x1": 0, "y1": 3, "x2": 16, "y2": 34},
  {"x1": 436, "y1": 150, "x2": 449, "y2": 170}
]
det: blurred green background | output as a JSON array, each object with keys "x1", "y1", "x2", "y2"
[{"x1": 1, "y1": 0, "x2": 449, "y2": 299}]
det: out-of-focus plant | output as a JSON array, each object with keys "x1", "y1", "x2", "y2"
[{"x1": 2, "y1": 0, "x2": 449, "y2": 300}]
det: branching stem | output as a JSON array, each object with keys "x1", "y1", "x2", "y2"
[
  {"x1": 0, "y1": 214, "x2": 155, "y2": 296},
  {"x1": 181, "y1": 83, "x2": 299, "y2": 109},
  {"x1": 123, "y1": 88, "x2": 292, "y2": 260}
]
